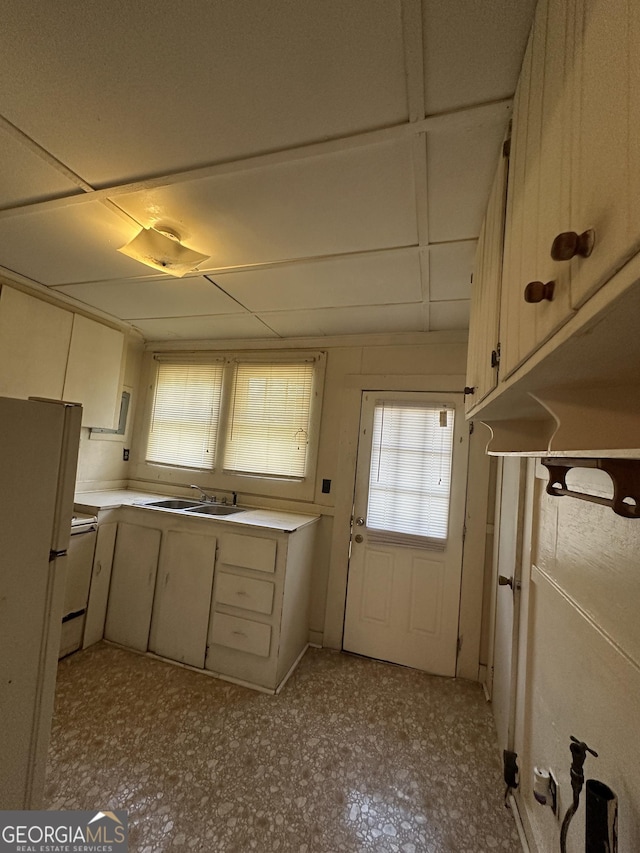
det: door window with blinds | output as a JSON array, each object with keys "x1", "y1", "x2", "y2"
[
  {"x1": 366, "y1": 401, "x2": 455, "y2": 545},
  {"x1": 145, "y1": 355, "x2": 321, "y2": 482}
]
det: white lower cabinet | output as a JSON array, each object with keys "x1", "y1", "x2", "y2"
[
  {"x1": 209, "y1": 613, "x2": 272, "y2": 658},
  {"x1": 205, "y1": 524, "x2": 316, "y2": 692},
  {"x1": 96, "y1": 507, "x2": 318, "y2": 693},
  {"x1": 104, "y1": 522, "x2": 162, "y2": 651},
  {"x1": 83, "y1": 521, "x2": 118, "y2": 649},
  {"x1": 148, "y1": 530, "x2": 217, "y2": 669}
]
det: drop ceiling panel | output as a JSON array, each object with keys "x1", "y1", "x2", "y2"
[
  {"x1": 257, "y1": 304, "x2": 426, "y2": 337},
  {"x1": 116, "y1": 141, "x2": 417, "y2": 269},
  {"x1": 132, "y1": 314, "x2": 277, "y2": 343},
  {"x1": 429, "y1": 300, "x2": 471, "y2": 331},
  {"x1": 0, "y1": 127, "x2": 81, "y2": 208},
  {"x1": 0, "y1": 203, "x2": 144, "y2": 285},
  {"x1": 423, "y1": 0, "x2": 536, "y2": 114},
  {"x1": 427, "y1": 122, "x2": 507, "y2": 243},
  {"x1": 428, "y1": 241, "x2": 477, "y2": 302},
  {"x1": 0, "y1": 1, "x2": 407, "y2": 186},
  {"x1": 211, "y1": 250, "x2": 421, "y2": 312},
  {"x1": 52, "y1": 276, "x2": 244, "y2": 320}
]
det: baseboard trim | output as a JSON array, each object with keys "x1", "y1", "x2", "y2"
[{"x1": 508, "y1": 793, "x2": 531, "y2": 853}]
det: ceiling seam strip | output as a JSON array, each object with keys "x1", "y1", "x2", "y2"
[
  {"x1": 400, "y1": 0, "x2": 426, "y2": 123},
  {"x1": 0, "y1": 98, "x2": 513, "y2": 221},
  {"x1": 0, "y1": 113, "x2": 146, "y2": 231},
  {"x1": 0, "y1": 114, "x2": 95, "y2": 192},
  {"x1": 46, "y1": 239, "x2": 479, "y2": 290},
  {"x1": 48, "y1": 244, "x2": 422, "y2": 290},
  {"x1": 124, "y1": 299, "x2": 428, "y2": 322}
]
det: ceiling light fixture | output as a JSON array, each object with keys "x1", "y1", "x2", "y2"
[{"x1": 118, "y1": 226, "x2": 210, "y2": 277}]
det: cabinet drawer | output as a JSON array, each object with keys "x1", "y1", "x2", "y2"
[
  {"x1": 210, "y1": 613, "x2": 271, "y2": 658},
  {"x1": 219, "y1": 533, "x2": 277, "y2": 573},
  {"x1": 216, "y1": 572, "x2": 274, "y2": 615}
]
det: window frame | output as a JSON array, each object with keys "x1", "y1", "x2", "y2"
[{"x1": 136, "y1": 350, "x2": 326, "y2": 502}]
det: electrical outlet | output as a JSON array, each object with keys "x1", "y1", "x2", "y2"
[
  {"x1": 548, "y1": 769, "x2": 559, "y2": 817},
  {"x1": 123, "y1": 448, "x2": 130, "y2": 461}
]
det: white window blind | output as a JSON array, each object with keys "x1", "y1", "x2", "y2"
[
  {"x1": 366, "y1": 402, "x2": 455, "y2": 541},
  {"x1": 146, "y1": 362, "x2": 223, "y2": 469},
  {"x1": 223, "y1": 362, "x2": 314, "y2": 478}
]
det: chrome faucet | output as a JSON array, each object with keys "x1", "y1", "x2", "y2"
[{"x1": 189, "y1": 484, "x2": 216, "y2": 503}]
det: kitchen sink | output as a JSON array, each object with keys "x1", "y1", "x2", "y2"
[
  {"x1": 188, "y1": 505, "x2": 244, "y2": 516},
  {"x1": 144, "y1": 499, "x2": 202, "y2": 509}
]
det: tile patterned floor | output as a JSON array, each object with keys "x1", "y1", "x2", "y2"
[{"x1": 46, "y1": 644, "x2": 521, "y2": 852}]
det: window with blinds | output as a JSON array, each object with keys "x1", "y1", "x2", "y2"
[
  {"x1": 146, "y1": 362, "x2": 223, "y2": 469},
  {"x1": 223, "y1": 361, "x2": 314, "y2": 478},
  {"x1": 366, "y1": 402, "x2": 455, "y2": 541}
]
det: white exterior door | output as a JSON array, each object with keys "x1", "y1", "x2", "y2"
[{"x1": 343, "y1": 392, "x2": 468, "y2": 677}]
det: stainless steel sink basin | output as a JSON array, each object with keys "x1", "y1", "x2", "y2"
[
  {"x1": 188, "y1": 505, "x2": 244, "y2": 516},
  {"x1": 144, "y1": 499, "x2": 202, "y2": 509}
]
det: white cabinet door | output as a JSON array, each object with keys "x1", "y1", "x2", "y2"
[
  {"x1": 104, "y1": 523, "x2": 161, "y2": 651},
  {"x1": 63, "y1": 314, "x2": 125, "y2": 428},
  {"x1": 500, "y1": 0, "x2": 575, "y2": 377},
  {"x1": 500, "y1": 32, "x2": 534, "y2": 377},
  {"x1": 149, "y1": 530, "x2": 217, "y2": 668},
  {"x1": 83, "y1": 521, "x2": 117, "y2": 648},
  {"x1": 570, "y1": 0, "x2": 636, "y2": 308},
  {"x1": 465, "y1": 148, "x2": 508, "y2": 412},
  {"x1": 0, "y1": 286, "x2": 73, "y2": 400}
]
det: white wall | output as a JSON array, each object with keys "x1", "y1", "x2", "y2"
[
  {"x1": 127, "y1": 332, "x2": 491, "y2": 663},
  {"x1": 514, "y1": 466, "x2": 640, "y2": 852}
]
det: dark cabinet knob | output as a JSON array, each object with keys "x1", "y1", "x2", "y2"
[
  {"x1": 550, "y1": 229, "x2": 595, "y2": 261},
  {"x1": 524, "y1": 280, "x2": 555, "y2": 303}
]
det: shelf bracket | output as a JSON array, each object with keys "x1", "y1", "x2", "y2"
[{"x1": 540, "y1": 457, "x2": 640, "y2": 519}]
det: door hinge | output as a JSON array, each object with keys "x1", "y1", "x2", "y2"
[
  {"x1": 491, "y1": 342, "x2": 501, "y2": 369},
  {"x1": 457, "y1": 636, "x2": 463, "y2": 654},
  {"x1": 502, "y1": 122, "x2": 512, "y2": 158},
  {"x1": 503, "y1": 750, "x2": 519, "y2": 790},
  {"x1": 469, "y1": 421, "x2": 475, "y2": 435}
]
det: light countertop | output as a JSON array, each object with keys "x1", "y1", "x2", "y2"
[{"x1": 74, "y1": 490, "x2": 320, "y2": 533}]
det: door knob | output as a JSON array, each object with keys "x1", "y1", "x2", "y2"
[
  {"x1": 550, "y1": 229, "x2": 595, "y2": 261},
  {"x1": 354, "y1": 534, "x2": 364, "y2": 543},
  {"x1": 355, "y1": 516, "x2": 365, "y2": 526},
  {"x1": 498, "y1": 574, "x2": 521, "y2": 590},
  {"x1": 524, "y1": 280, "x2": 555, "y2": 303}
]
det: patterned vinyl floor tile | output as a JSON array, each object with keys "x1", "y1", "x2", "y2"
[{"x1": 46, "y1": 644, "x2": 521, "y2": 852}]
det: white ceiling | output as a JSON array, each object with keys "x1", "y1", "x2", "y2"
[{"x1": 0, "y1": 0, "x2": 536, "y2": 343}]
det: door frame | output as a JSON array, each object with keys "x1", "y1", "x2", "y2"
[
  {"x1": 342, "y1": 390, "x2": 468, "y2": 677},
  {"x1": 322, "y1": 374, "x2": 493, "y2": 681}
]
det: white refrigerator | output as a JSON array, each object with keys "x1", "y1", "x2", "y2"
[{"x1": 0, "y1": 396, "x2": 82, "y2": 809}]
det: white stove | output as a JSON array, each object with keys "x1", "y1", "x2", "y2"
[{"x1": 59, "y1": 512, "x2": 98, "y2": 658}]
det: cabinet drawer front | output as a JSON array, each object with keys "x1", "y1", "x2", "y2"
[
  {"x1": 210, "y1": 613, "x2": 271, "y2": 658},
  {"x1": 216, "y1": 572, "x2": 274, "y2": 615},
  {"x1": 219, "y1": 533, "x2": 277, "y2": 573}
]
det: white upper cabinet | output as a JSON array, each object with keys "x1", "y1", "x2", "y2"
[
  {"x1": 0, "y1": 286, "x2": 73, "y2": 400},
  {"x1": 500, "y1": 0, "x2": 575, "y2": 378},
  {"x1": 467, "y1": 0, "x2": 640, "y2": 443},
  {"x1": 465, "y1": 150, "x2": 509, "y2": 413},
  {"x1": 62, "y1": 314, "x2": 125, "y2": 428},
  {"x1": 569, "y1": 0, "x2": 638, "y2": 308},
  {"x1": 0, "y1": 284, "x2": 126, "y2": 428}
]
